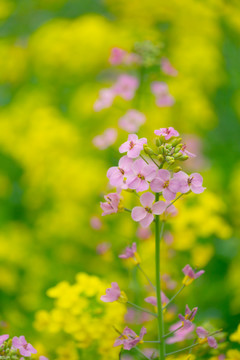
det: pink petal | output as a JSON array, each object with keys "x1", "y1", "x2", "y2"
[
  {"x1": 132, "y1": 158, "x2": 146, "y2": 173},
  {"x1": 190, "y1": 184, "x2": 206, "y2": 194},
  {"x1": 136, "y1": 180, "x2": 149, "y2": 192},
  {"x1": 119, "y1": 155, "x2": 133, "y2": 170},
  {"x1": 150, "y1": 178, "x2": 165, "y2": 193},
  {"x1": 162, "y1": 188, "x2": 176, "y2": 201},
  {"x1": 140, "y1": 192, "x2": 155, "y2": 207},
  {"x1": 140, "y1": 213, "x2": 154, "y2": 228},
  {"x1": 196, "y1": 326, "x2": 208, "y2": 338},
  {"x1": 191, "y1": 173, "x2": 203, "y2": 186},
  {"x1": 128, "y1": 134, "x2": 138, "y2": 142},
  {"x1": 127, "y1": 177, "x2": 141, "y2": 190},
  {"x1": 194, "y1": 270, "x2": 205, "y2": 279},
  {"x1": 145, "y1": 296, "x2": 157, "y2": 306},
  {"x1": 208, "y1": 336, "x2": 218, "y2": 349},
  {"x1": 152, "y1": 201, "x2": 166, "y2": 215},
  {"x1": 143, "y1": 165, "x2": 157, "y2": 181},
  {"x1": 119, "y1": 141, "x2": 130, "y2": 153},
  {"x1": 157, "y1": 169, "x2": 170, "y2": 182},
  {"x1": 131, "y1": 207, "x2": 147, "y2": 221}
]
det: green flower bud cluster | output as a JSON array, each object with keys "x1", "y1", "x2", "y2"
[{"x1": 133, "y1": 40, "x2": 163, "y2": 68}]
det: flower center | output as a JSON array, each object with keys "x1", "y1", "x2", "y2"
[
  {"x1": 145, "y1": 207, "x2": 152, "y2": 213},
  {"x1": 119, "y1": 167, "x2": 125, "y2": 175},
  {"x1": 188, "y1": 177, "x2": 193, "y2": 185},
  {"x1": 163, "y1": 180, "x2": 169, "y2": 188},
  {"x1": 137, "y1": 173, "x2": 145, "y2": 180},
  {"x1": 129, "y1": 141, "x2": 135, "y2": 149}
]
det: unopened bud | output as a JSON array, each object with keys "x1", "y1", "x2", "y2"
[
  {"x1": 166, "y1": 156, "x2": 174, "y2": 163},
  {"x1": 165, "y1": 144, "x2": 173, "y2": 150},
  {"x1": 143, "y1": 144, "x2": 155, "y2": 155},
  {"x1": 155, "y1": 138, "x2": 161, "y2": 147},
  {"x1": 173, "y1": 152, "x2": 183, "y2": 159},
  {"x1": 173, "y1": 166, "x2": 182, "y2": 173},
  {"x1": 157, "y1": 154, "x2": 164, "y2": 162},
  {"x1": 174, "y1": 144, "x2": 183, "y2": 153},
  {"x1": 171, "y1": 138, "x2": 182, "y2": 147},
  {"x1": 178, "y1": 155, "x2": 189, "y2": 161},
  {"x1": 158, "y1": 145, "x2": 165, "y2": 155}
]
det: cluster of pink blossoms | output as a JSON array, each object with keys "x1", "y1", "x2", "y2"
[
  {"x1": 101, "y1": 128, "x2": 205, "y2": 227},
  {"x1": 0, "y1": 334, "x2": 48, "y2": 359}
]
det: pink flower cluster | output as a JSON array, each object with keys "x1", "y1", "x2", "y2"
[{"x1": 151, "y1": 82, "x2": 175, "y2": 107}]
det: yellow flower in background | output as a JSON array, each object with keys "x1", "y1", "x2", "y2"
[
  {"x1": 230, "y1": 324, "x2": 240, "y2": 343},
  {"x1": 226, "y1": 349, "x2": 240, "y2": 360}
]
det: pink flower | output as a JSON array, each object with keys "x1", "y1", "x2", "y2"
[
  {"x1": 109, "y1": 47, "x2": 126, "y2": 65},
  {"x1": 101, "y1": 282, "x2": 121, "y2": 302},
  {"x1": 151, "y1": 82, "x2": 174, "y2": 107},
  {"x1": 90, "y1": 216, "x2": 102, "y2": 230},
  {"x1": 119, "y1": 110, "x2": 146, "y2": 133},
  {"x1": 12, "y1": 336, "x2": 37, "y2": 357},
  {"x1": 161, "y1": 58, "x2": 178, "y2": 77},
  {"x1": 131, "y1": 192, "x2": 166, "y2": 228},
  {"x1": 100, "y1": 193, "x2": 120, "y2": 216},
  {"x1": 162, "y1": 274, "x2": 177, "y2": 290},
  {"x1": 164, "y1": 202, "x2": 178, "y2": 217},
  {"x1": 39, "y1": 357, "x2": 49, "y2": 360},
  {"x1": 93, "y1": 128, "x2": 117, "y2": 150},
  {"x1": 96, "y1": 242, "x2": 111, "y2": 255},
  {"x1": 166, "y1": 321, "x2": 195, "y2": 344},
  {"x1": 154, "y1": 127, "x2": 179, "y2": 140},
  {"x1": 196, "y1": 327, "x2": 218, "y2": 349},
  {"x1": 107, "y1": 156, "x2": 133, "y2": 189},
  {"x1": 182, "y1": 264, "x2": 204, "y2": 286},
  {"x1": 114, "y1": 326, "x2": 146, "y2": 350},
  {"x1": 136, "y1": 226, "x2": 152, "y2": 239},
  {"x1": 119, "y1": 134, "x2": 147, "y2": 158},
  {"x1": 0, "y1": 334, "x2": 9, "y2": 346},
  {"x1": 113, "y1": 74, "x2": 139, "y2": 100},
  {"x1": 119, "y1": 242, "x2": 140, "y2": 264},
  {"x1": 94, "y1": 88, "x2": 115, "y2": 111},
  {"x1": 180, "y1": 144, "x2": 196, "y2": 158},
  {"x1": 150, "y1": 169, "x2": 177, "y2": 201},
  {"x1": 126, "y1": 159, "x2": 156, "y2": 192},
  {"x1": 145, "y1": 292, "x2": 169, "y2": 307},
  {"x1": 178, "y1": 305, "x2": 198, "y2": 329},
  {"x1": 170, "y1": 171, "x2": 206, "y2": 194}
]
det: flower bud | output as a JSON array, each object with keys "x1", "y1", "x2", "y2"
[
  {"x1": 174, "y1": 144, "x2": 183, "y2": 153},
  {"x1": 178, "y1": 154, "x2": 189, "y2": 161},
  {"x1": 171, "y1": 138, "x2": 182, "y2": 146},
  {"x1": 155, "y1": 138, "x2": 161, "y2": 147},
  {"x1": 173, "y1": 152, "x2": 183, "y2": 159},
  {"x1": 158, "y1": 145, "x2": 165, "y2": 154},
  {"x1": 165, "y1": 144, "x2": 173, "y2": 150},
  {"x1": 157, "y1": 154, "x2": 164, "y2": 162},
  {"x1": 166, "y1": 156, "x2": 174, "y2": 162},
  {"x1": 143, "y1": 144, "x2": 155, "y2": 155},
  {"x1": 173, "y1": 166, "x2": 182, "y2": 173}
]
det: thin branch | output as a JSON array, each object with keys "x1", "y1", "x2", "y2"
[
  {"x1": 163, "y1": 325, "x2": 183, "y2": 339},
  {"x1": 137, "y1": 264, "x2": 156, "y2": 291},
  {"x1": 124, "y1": 208, "x2": 132, "y2": 213},
  {"x1": 135, "y1": 347, "x2": 151, "y2": 360},
  {"x1": 127, "y1": 301, "x2": 157, "y2": 318},
  {"x1": 140, "y1": 154, "x2": 149, "y2": 164},
  {"x1": 166, "y1": 343, "x2": 200, "y2": 356},
  {"x1": 166, "y1": 193, "x2": 184, "y2": 209},
  {"x1": 162, "y1": 285, "x2": 185, "y2": 310}
]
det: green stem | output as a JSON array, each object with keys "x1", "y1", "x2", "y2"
[
  {"x1": 149, "y1": 154, "x2": 160, "y2": 167},
  {"x1": 166, "y1": 343, "x2": 200, "y2": 356},
  {"x1": 124, "y1": 208, "x2": 131, "y2": 213},
  {"x1": 166, "y1": 193, "x2": 184, "y2": 208},
  {"x1": 127, "y1": 301, "x2": 157, "y2": 318},
  {"x1": 135, "y1": 347, "x2": 151, "y2": 360},
  {"x1": 137, "y1": 264, "x2": 156, "y2": 291},
  {"x1": 162, "y1": 285, "x2": 185, "y2": 310},
  {"x1": 155, "y1": 193, "x2": 165, "y2": 360},
  {"x1": 163, "y1": 325, "x2": 182, "y2": 339},
  {"x1": 140, "y1": 154, "x2": 149, "y2": 164}
]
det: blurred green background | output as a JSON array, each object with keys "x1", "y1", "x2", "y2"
[{"x1": 0, "y1": 0, "x2": 240, "y2": 359}]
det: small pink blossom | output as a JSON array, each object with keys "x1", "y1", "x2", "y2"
[
  {"x1": 109, "y1": 47, "x2": 126, "y2": 65},
  {"x1": 100, "y1": 282, "x2": 121, "y2": 302},
  {"x1": 154, "y1": 127, "x2": 179, "y2": 140},
  {"x1": 93, "y1": 128, "x2": 117, "y2": 150},
  {"x1": 180, "y1": 144, "x2": 196, "y2": 158},
  {"x1": 100, "y1": 193, "x2": 120, "y2": 216},
  {"x1": 94, "y1": 88, "x2": 115, "y2": 111},
  {"x1": 132, "y1": 192, "x2": 166, "y2": 227},
  {"x1": 164, "y1": 202, "x2": 178, "y2": 217},
  {"x1": 119, "y1": 134, "x2": 147, "y2": 158},
  {"x1": 162, "y1": 274, "x2": 177, "y2": 290},
  {"x1": 0, "y1": 334, "x2": 9, "y2": 346},
  {"x1": 150, "y1": 169, "x2": 177, "y2": 201},
  {"x1": 107, "y1": 156, "x2": 133, "y2": 189},
  {"x1": 126, "y1": 159, "x2": 156, "y2": 192},
  {"x1": 96, "y1": 242, "x2": 111, "y2": 255},
  {"x1": 39, "y1": 357, "x2": 49, "y2": 360},
  {"x1": 113, "y1": 74, "x2": 139, "y2": 100},
  {"x1": 125, "y1": 308, "x2": 150, "y2": 324},
  {"x1": 178, "y1": 305, "x2": 198, "y2": 329},
  {"x1": 136, "y1": 226, "x2": 152, "y2": 240},
  {"x1": 170, "y1": 171, "x2": 206, "y2": 194},
  {"x1": 151, "y1": 82, "x2": 174, "y2": 107},
  {"x1": 144, "y1": 292, "x2": 169, "y2": 307},
  {"x1": 166, "y1": 321, "x2": 195, "y2": 344},
  {"x1": 119, "y1": 110, "x2": 146, "y2": 133},
  {"x1": 12, "y1": 336, "x2": 37, "y2": 357},
  {"x1": 161, "y1": 58, "x2": 178, "y2": 76},
  {"x1": 119, "y1": 242, "x2": 139, "y2": 262},
  {"x1": 182, "y1": 264, "x2": 204, "y2": 286},
  {"x1": 114, "y1": 326, "x2": 146, "y2": 350},
  {"x1": 90, "y1": 216, "x2": 102, "y2": 230},
  {"x1": 196, "y1": 327, "x2": 218, "y2": 349}
]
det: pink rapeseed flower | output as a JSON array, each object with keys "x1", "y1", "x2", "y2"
[
  {"x1": 166, "y1": 321, "x2": 195, "y2": 344},
  {"x1": 93, "y1": 128, "x2": 117, "y2": 150},
  {"x1": 196, "y1": 327, "x2": 218, "y2": 349},
  {"x1": 180, "y1": 144, "x2": 196, "y2": 158},
  {"x1": 0, "y1": 334, "x2": 9, "y2": 346},
  {"x1": 39, "y1": 357, "x2": 49, "y2": 360},
  {"x1": 113, "y1": 74, "x2": 139, "y2": 100},
  {"x1": 114, "y1": 326, "x2": 146, "y2": 350},
  {"x1": 178, "y1": 305, "x2": 198, "y2": 329},
  {"x1": 150, "y1": 169, "x2": 177, "y2": 201},
  {"x1": 126, "y1": 159, "x2": 156, "y2": 192},
  {"x1": 101, "y1": 282, "x2": 121, "y2": 302},
  {"x1": 144, "y1": 292, "x2": 169, "y2": 307},
  {"x1": 119, "y1": 109, "x2": 146, "y2": 133},
  {"x1": 119, "y1": 134, "x2": 147, "y2": 158},
  {"x1": 109, "y1": 47, "x2": 126, "y2": 65},
  {"x1": 151, "y1": 82, "x2": 175, "y2": 107},
  {"x1": 170, "y1": 171, "x2": 206, "y2": 194},
  {"x1": 154, "y1": 127, "x2": 179, "y2": 140},
  {"x1": 94, "y1": 88, "x2": 115, "y2": 111},
  {"x1": 161, "y1": 58, "x2": 178, "y2": 77},
  {"x1": 12, "y1": 336, "x2": 37, "y2": 357},
  {"x1": 131, "y1": 192, "x2": 166, "y2": 228},
  {"x1": 107, "y1": 156, "x2": 133, "y2": 189},
  {"x1": 100, "y1": 193, "x2": 121, "y2": 216},
  {"x1": 182, "y1": 264, "x2": 204, "y2": 286},
  {"x1": 119, "y1": 242, "x2": 140, "y2": 264}
]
